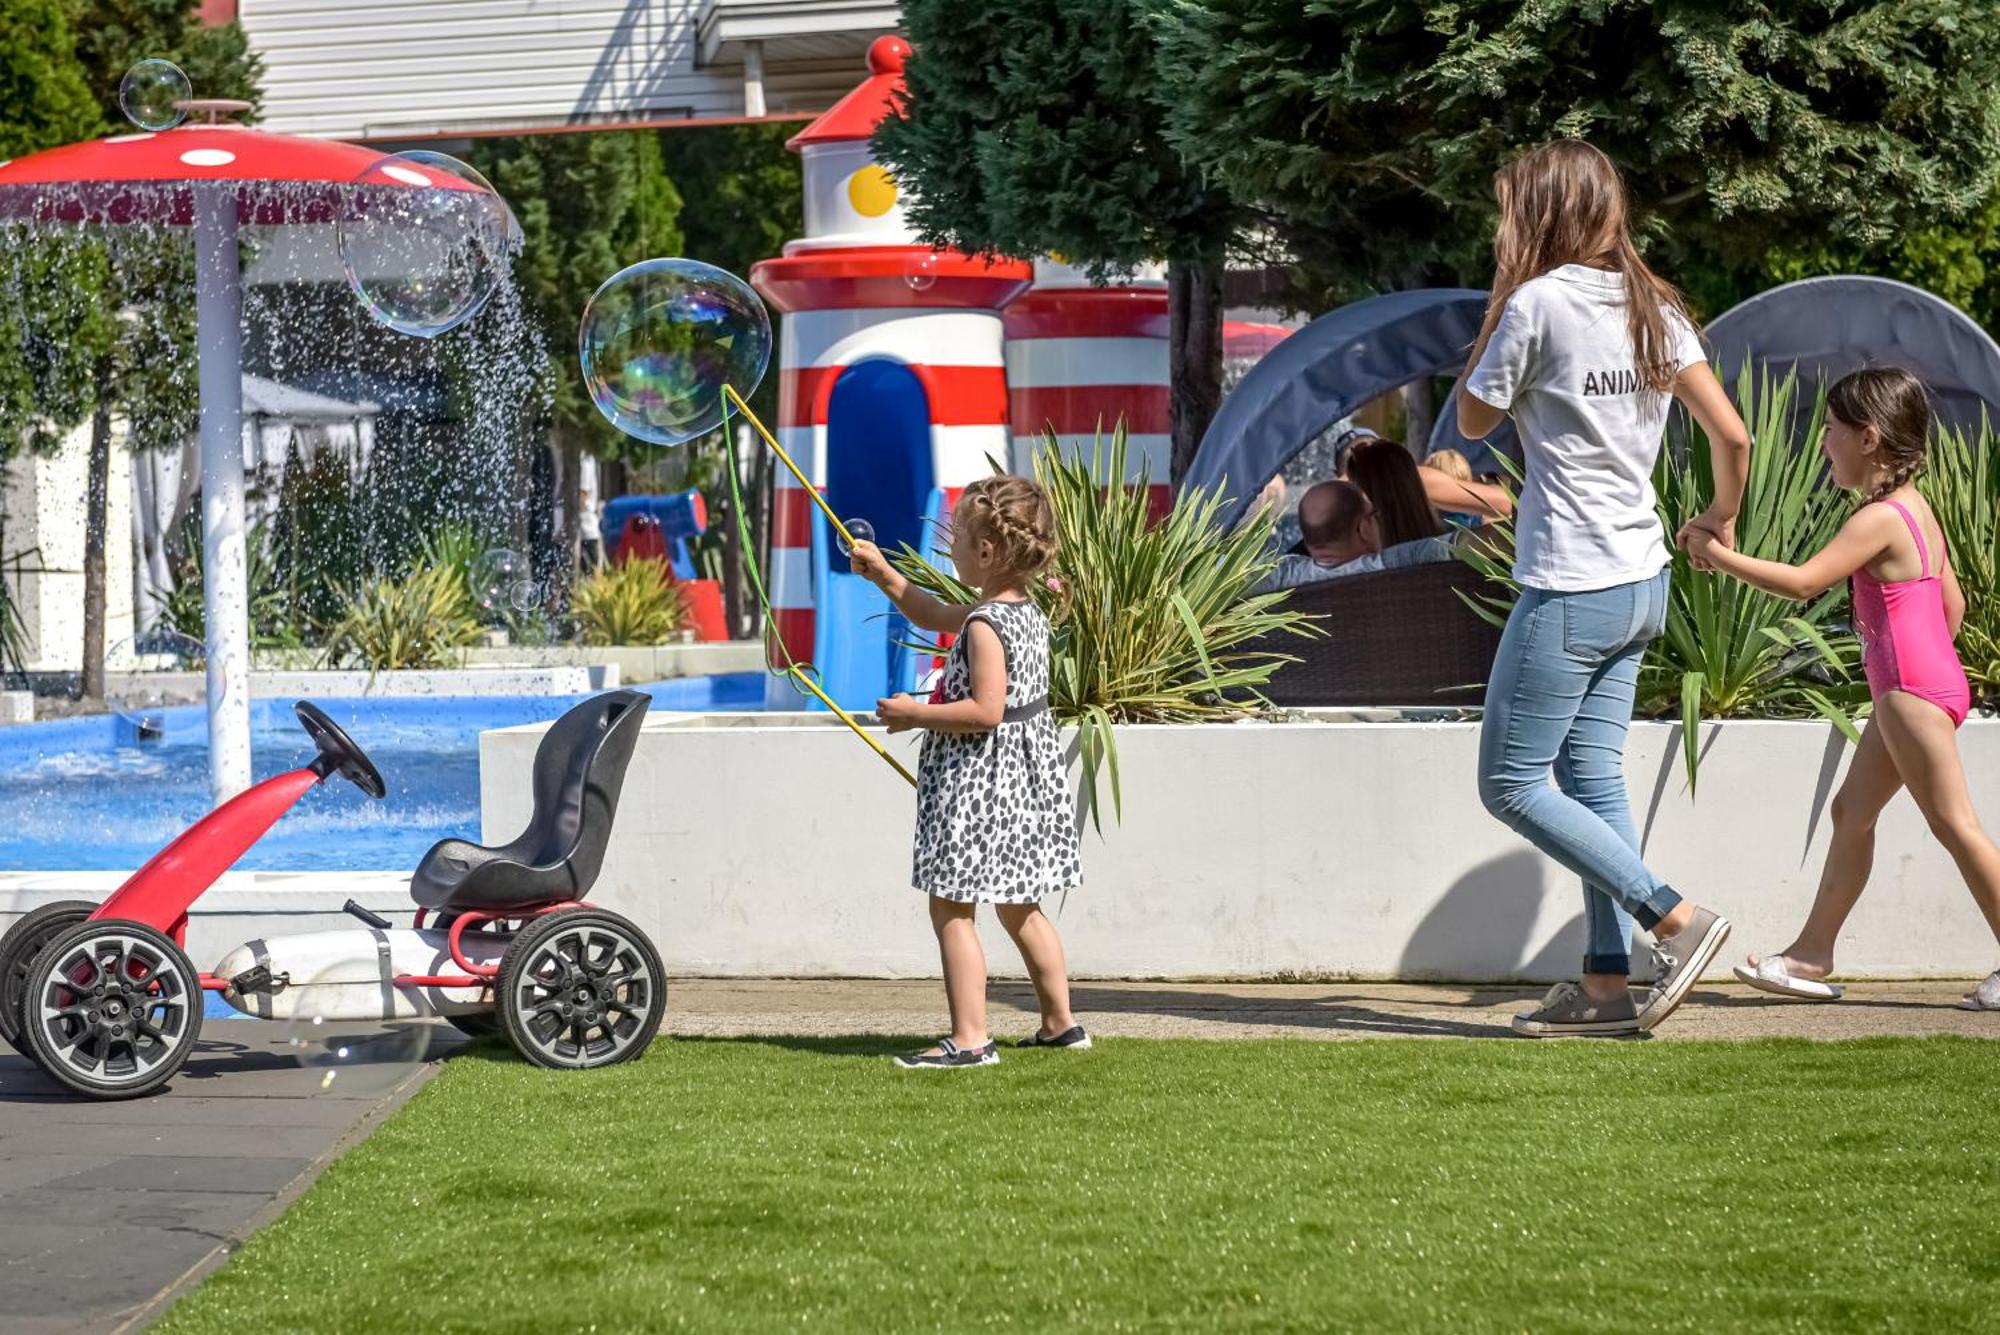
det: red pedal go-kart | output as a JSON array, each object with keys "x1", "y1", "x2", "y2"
[{"x1": 0, "y1": 690, "x2": 663, "y2": 1099}]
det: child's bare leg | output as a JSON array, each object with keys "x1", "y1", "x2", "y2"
[
  {"x1": 929, "y1": 895, "x2": 989, "y2": 1050},
  {"x1": 996, "y1": 902, "x2": 1076, "y2": 1037},
  {"x1": 1755, "y1": 721, "x2": 1903, "y2": 979},
  {"x1": 1875, "y1": 693, "x2": 2000, "y2": 948}
]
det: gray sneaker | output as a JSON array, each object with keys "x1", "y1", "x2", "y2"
[
  {"x1": 1637, "y1": 906, "x2": 1732, "y2": 1031},
  {"x1": 1512, "y1": 982, "x2": 1641, "y2": 1038}
]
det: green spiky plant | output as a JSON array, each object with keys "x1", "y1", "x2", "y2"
[
  {"x1": 1459, "y1": 371, "x2": 1866, "y2": 788},
  {"x1": 572, "y1": 557, "x2": 687, "y2": 647},
  {"x1": 322, "y1": 563, "x2": 482, "y2": 672},
  {"x1": 891, "y1": 425, "x2": 1318, "y2": 825},
  {"x1": 1922, "y1": 420, "x2": 2000, "y2": 705}
]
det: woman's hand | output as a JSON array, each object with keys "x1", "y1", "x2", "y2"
[
  {"x1": 1675, "y1": 507, "x2": 1735, "y2": 567},
  {"x1": 848, "y1": 539, "x2": 894, "y2": 587},
  {"x1": 876, "y1": 693, "x2": 924, "y2": 734}
]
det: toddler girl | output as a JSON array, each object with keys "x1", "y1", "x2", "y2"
[
  {"x1": 848, "y1": 476, "x2": 1087, "y2": 1066},
  {"x1": 1686, "y1": 367, "x2": 2000, "y2": 1006}
]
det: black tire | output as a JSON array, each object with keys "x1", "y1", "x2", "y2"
[
  {"x1": 496, "y1": 908, "x2": 664, "y2": 1070},
  {"x1": 1, "y1": 900, "x2": 97, "y2": 1050},
  {"x1": 21, "y1": 918, "x2": 203, "y2": 1099}
]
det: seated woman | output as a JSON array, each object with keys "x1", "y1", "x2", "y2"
[{"x1": 1344, "y1": 436, "x2": 1514, "y2": 538}]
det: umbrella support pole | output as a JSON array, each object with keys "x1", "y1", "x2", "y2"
[{"x1": 193, "y1": 185, "x2": 251, "y2": 805}]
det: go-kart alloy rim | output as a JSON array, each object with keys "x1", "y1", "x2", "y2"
[
  {"x1": 33, "y1": 931, "x2": 196, "y2": 1087},
  {"x1": 509, "y1": 921, "x2": 655, "y2": 1068}
]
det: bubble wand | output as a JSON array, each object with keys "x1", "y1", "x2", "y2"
[{"x1": 718, "y1": 383, "x2": 917, "y2": 789}]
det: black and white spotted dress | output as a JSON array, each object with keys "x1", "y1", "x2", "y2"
[{"x1": 913, "y1": 599, "x2": 1082, "y2": 904}]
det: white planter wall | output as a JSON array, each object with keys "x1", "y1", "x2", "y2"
[{"x1": 482, "y1": 713, "x2": 2000, "y2": 982}]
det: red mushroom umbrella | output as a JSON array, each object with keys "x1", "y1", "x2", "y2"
[{"x1": 0, "y1": 108, "x2": 490, "y2": 802}]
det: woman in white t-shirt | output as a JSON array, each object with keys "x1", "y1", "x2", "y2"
[{"x1": 1457, "y1": 140, "x2": 1752, "y2": 1038}]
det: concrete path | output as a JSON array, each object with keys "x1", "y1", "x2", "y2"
[
  {"x1": 0, "y1": 1020, "x2": 459, "y2": 1335},
  {"x1": 665, "y1": 977, "x2": 2000, "y2": 1043},
  {"x1": 1, "y1": 980, "x2": 1992, "y2": 1334}
]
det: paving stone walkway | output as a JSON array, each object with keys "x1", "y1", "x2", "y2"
[{"x1": 0, "y1": 1021, "x2": 458, "y2": 1335}]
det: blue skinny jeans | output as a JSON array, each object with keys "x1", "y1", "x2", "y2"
[{"x1": 1477, "y1": 570, "x2": 1682, "y2": 976}]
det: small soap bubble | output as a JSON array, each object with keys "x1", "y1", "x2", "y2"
[
  {"x1": 119, "y1": 59, "x2": 190, "y2": 132},
  {"x1": 579, "y1": 258, "x2": 772, "y2": 447},
  {"x1": 905, "y1": 251, "x2": 940, "y2": 293},
  {"x1": 339, "y1": 150, "x2": 512, "y2": 338},
  {"x1": 507, "y1": 579, "x2": 540, "y2": 614},
  {"x1": 837, "y1": 518, "x2": 875, "y2": 560},
  {"x1": 281, "y1": 965, "x2": 432, "y2": 1098}
]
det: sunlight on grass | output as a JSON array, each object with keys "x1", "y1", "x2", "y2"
[{"x1": 158, "y1": 1036, "x2": 2000, "y2": 1333}]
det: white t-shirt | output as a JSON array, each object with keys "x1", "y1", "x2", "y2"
[{"x1": 1465, "y1": 263, "x2": 1705, "y2": 592}]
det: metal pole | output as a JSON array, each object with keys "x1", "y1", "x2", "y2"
[
  {"x1": 193, "y1": 184, "x2": 251, "y2": 803},
  {"x1": 743, "y1": 41, "x2": 767, "y2": 118}
]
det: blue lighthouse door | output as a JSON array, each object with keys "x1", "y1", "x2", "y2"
[{"x1": 816, "y1": 359, "x2": 935, "y2": 710}]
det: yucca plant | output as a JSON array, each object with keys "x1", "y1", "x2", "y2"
[
  {"x1": 322, "y1": 563, "x2": 482, "y2": 672},
  {"x1": 1461, "y1": 371, "x2": 1866, "y2": 787},
  {"x1": 1922, "y1": 420, "x2": 2000, "y2": 706},
  {"x1": 893, "y1": 426, "x2": 1318, "y2": 825},
  {"x1": 1647, "y1": 372, "x2": 1867, "y2": 785},
  {"x1": 0, "y1": 565, "x2": 28, "y2": 683},
  {"x1": 572, "y1": 557, "x2": 687, "y2": 647}
]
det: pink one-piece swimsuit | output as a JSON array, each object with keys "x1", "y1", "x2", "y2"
[{"x1": 1850, "y1": 499, "x2": 1972, "y2": 728}]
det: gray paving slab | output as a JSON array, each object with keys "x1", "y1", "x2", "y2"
[{"x1": 0, "y1": 1019, "x2": 459, "y2": 1335}]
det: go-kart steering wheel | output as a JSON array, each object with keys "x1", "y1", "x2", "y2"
[{"x1": 295, "y1": 701, "x2": 386, "y2": 799}]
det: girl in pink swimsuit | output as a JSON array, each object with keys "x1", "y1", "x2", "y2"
[{"x1": 1685, "y1": 367, "x2": 2000, "y2": 1008}]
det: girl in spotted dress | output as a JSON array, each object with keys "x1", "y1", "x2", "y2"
[{"x1": 848, "y1": 475, "x2": 1086, "y2": 1069}]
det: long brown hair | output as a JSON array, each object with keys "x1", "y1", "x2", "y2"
[
  {"x1": 1343, "y1": 438, "x2": 1444, "y2": 546},
  {"x1": 1827, "y1": 367, "x2": 1931, "y2": 501},
  {"x1": 1491, "y1": 140, "x2": 1693, "y2": 393}
]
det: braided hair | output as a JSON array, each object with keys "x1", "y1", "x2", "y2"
[
  {"x1": 956, "y1": 475, "x2": 1059, "y2": 578},
  {"x1": 1827, "y1": 366, "x2": 1931, "y2": 502}
]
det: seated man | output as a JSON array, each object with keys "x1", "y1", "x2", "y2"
[{"x1": 1256, "y1": 480, "x2": 1458, "y2": 593}]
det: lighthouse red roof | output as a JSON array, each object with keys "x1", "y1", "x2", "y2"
[{"x1": 787, "y1": 36, "x2": 910, "y2": 151}]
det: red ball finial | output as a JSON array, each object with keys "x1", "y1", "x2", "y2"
[{"x1": 868, "y1": 35, "x2": 910, "y2": 76}]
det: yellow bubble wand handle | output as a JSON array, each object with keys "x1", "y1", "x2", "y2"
[
  {"x1": 721, "y1": 382, "x2": 857, "y2": 552},
  {"x1": 786, "y1": 665, "x2": 918, "y2": 789},
  {"x1": 719, "y1": 382, "x2": 916, "y2": 791}
]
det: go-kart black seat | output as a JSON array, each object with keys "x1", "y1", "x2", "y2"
[{"x1": 411, "y1": 690, "x2": 652, "y2": 913}]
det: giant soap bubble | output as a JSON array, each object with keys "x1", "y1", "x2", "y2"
[
  {"x1": 579, "y1": 259, "x2": 772, "y2": 447},
  {"x1": 339, "y1": 150, "x2": 512, "y2": 339},
  {"x1": 119, "y1": 59, "x2": 190, "y2": 132}
]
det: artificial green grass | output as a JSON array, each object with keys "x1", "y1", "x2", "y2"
[{"x1": 159, "y1": 1036, "x2": 2000, "y2": 1333}]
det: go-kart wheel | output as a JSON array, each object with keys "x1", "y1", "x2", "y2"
[
  {"x1": 21, "y1": 918, "x2": 203, "y2": 1099},
  {"x1": 295, "y1": 701, "x2": 386, "y2": 799},
  {"x1": 0, "y1": 899, "x2": 97, "y2": 1050},
  {"x1": 496, "y1": 908, "x2": 664, "y2": 1070}
]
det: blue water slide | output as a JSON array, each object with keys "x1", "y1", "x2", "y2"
[{"x1": 895, "y1": 485, "x2": 954, "y2": 696}]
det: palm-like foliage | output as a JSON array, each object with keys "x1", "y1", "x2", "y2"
[
  {"x1": 895, "y1": 426, "x2": 1317, "y2": 824},
  {"x1": 572, "y1": 557, "x2": 687, "y2": 646},
  {"x1": 322, "y1": 563, "x2": 482, "y2": 672},
  {"x1": 1644, "y1": 372, "x2": 1866, "y2": 785},
  {"x1": 1922, "y1": 421, "x2": 2000, "y2": 705},
  {"x1": 1459, "y1": 372, "x2": 1866, "y2": 787}
]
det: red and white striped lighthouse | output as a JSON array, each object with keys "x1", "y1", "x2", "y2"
[
  {"x1": 1003, "y1": 259, "x2": 1295, "y2": 516},
  {"x1": 750, "y1": 37, "x2": 1031, "y2": 709}
]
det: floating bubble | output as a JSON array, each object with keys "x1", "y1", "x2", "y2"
[
  {"x1": 508, "y1": 579, "x2": 541, "y2": 614},
  {"x1": 579, "y1": 258, "x2": 772, "y2": 447},
  {"x1": 106, "y1": 629, "x2": 208, "y2": 744},
  {"x1": 281, "y1": 964, "x2": 433, "y2": 1098},
  {"x1": 478, "y1": 548, "x2": 526, "y2": 615},
  {"x1": 339, "y1": 151, "x2": 513, "y2": 339},
  {"x1": 905, "y1": 250, "x2": 941, "y2": 293},
  {"x1": 119, "y1": 59, "x2": 190, "y2": 133},
  {"x1": 837, "y1": 518, "x2": 875, "y2": 560}
]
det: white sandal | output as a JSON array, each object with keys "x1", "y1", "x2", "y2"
[
  {"x1": 1733, "y1": 954, "x2": 1842, "y2": 1001},
  {"x1": 1956, "y1": 970, "x2": 2000, "y2": 1011}
]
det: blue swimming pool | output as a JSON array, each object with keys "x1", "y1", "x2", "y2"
[{"x1": 0, "y1": 674, "x2": 762, "y2": 872}]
